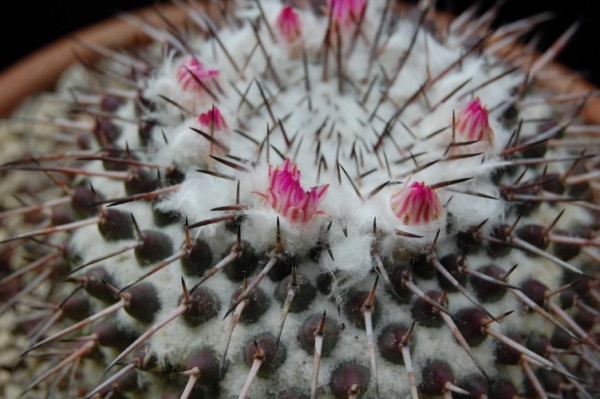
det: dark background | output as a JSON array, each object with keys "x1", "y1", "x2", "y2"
[{"x1": 1, "y1": 0, "x2": 599, "y2": 85}]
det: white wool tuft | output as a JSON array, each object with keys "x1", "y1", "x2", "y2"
[{"x1": 320, "y1": 231, "x2": 374, "y2": 290}]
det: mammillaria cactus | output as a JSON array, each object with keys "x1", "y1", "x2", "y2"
[{"x1": 0, "y1": 0, "x2": 599, "y2": 398}]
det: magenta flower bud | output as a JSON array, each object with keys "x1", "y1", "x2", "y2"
[
  {"x1": 390, "y1": 182, "x2": 443, "y2": 225},
  {"x1": 197, "y1": 106, "x2": 227, "y2": 130},
  {"x1": 177, "y1": 56, "x2": 219, "y2": 92},
  {"x1": 277, "y1": 6, "x2": 302, "y2": 44},
  {"x1": 456, "y1": 98, "x2": 494, "y2": 143},
  {"x1": 327, "y1": 0, "x2": 367, "y2": 25},
  {"x1": 256, "y1": 159, "x2": 329, "y2": 223}
]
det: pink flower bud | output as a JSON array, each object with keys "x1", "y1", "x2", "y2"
[
  {"x1": 327, "y1": 0, "x2": 367, "y2": 25},
  {"x1": 197, "y1": 106, "x2": 227, "y2": 130},
  {"x1": 277, "y1": 6, "x2": 302, "y2": 44},
  {"x1": 455, "y1": 98, "x2": 493, "y2": 143},
  {"x1": 390, "y1": 182, "x2": 443, "y2": 225},
  {"x1": 177, "y1": 57, "x2": 219, "y2": 92},
  {"x1": 256, "y1": 159, "x2": 329, "y2": 223}
]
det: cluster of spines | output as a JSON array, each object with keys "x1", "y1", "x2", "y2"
[{"x1": 0, "y1": 0, "x2": 598, "y2": 398}]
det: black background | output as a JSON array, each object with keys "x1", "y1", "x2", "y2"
[{"x1": 1, "y1": 0, "x2": 599, "y2": 85}]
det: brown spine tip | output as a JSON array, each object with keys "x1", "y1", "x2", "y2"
[
  {"x1": 182, "y1": 287, "x2": 219, "y2": 327},
  {"x1": 343, "y1": 290, "x2": 381, "y2": 329},
  {"x1": 329, "y1": 361, "x2": 370, "y2": 399},
  {"x1": 298, "y1": 313, "x2": 340, "y2": 356},
  {"x1": 82, "y1": 267, "x2": 119, "y2": 303},
  {"x1": 231, "y1": 286, "x2": 270, "y2": 324},
  {"x1": 456, "y1": 227, "x2": 482, "y2": 254},
  {"x1": 243, "y1": 333, "x2": 287, "y2": 377},
  {"x1": 223, "y1": 240, "x2": 258, "y2": 282},
  {"x1": 377, "y1": 323, "x2": 412, "y2": 365},
  {"x1": 275, "y1": 273, "x2": 317, "y2": 313}
]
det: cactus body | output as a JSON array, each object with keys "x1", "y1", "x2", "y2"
[{"x1": 0, "y1": 1, "x2": 599, "y2": 398}]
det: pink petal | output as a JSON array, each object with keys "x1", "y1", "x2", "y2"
[
  {"x1": 277, "y1": 6, "x2": 302, "y2": 43},
  {"x1": 197, "y1": 106, "x2": 227, "y2": 130},
  {"x1": 391, "y1": 182, "x2": 443, "y2": 225},
  {"x1": 257, "y1": 159, "x2": 328, "y2": 223},
  {"x1": 177, "y1": 57, "x2": 219, "y2": 92},
  {"x1": 456, "y1": 98, "x2": 493, "y2": 143}
]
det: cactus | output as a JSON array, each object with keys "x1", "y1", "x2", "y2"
[{"x1": 0, "y1": 1, "x2": 599, "y2": 398}]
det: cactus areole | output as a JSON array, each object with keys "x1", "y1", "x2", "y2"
[{"x1": 1, "y1": 1, "x2": 599, "y2": 398}]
